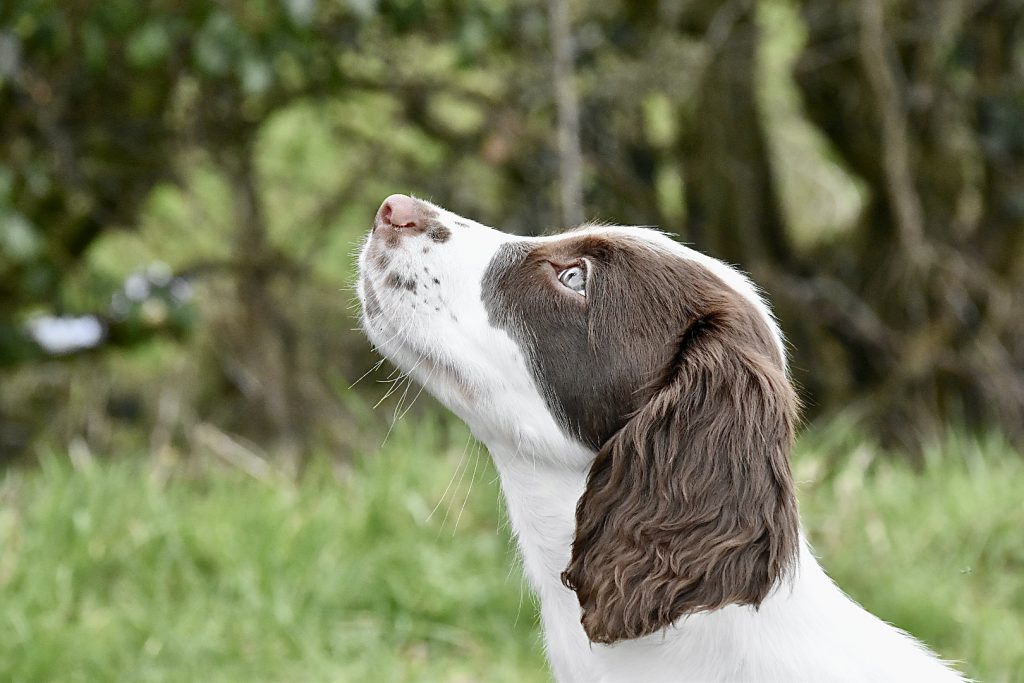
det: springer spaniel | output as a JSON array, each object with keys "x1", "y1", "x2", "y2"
[{"x1": 357, "y1": 194, "x2": 967, "y2": 683}]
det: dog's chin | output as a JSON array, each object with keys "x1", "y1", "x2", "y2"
[
  {"x1": 368, "y1": 319, "x2": 479, "y2": 413},
  {"x1": 408, "y1": 348, "x2": 474, "y2": 404}
]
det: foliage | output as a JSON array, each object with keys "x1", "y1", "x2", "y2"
[
  {"x1": 2, "y1": 6, "x2": 1018, "y2": 679},
  {"x1": 1, "y1": 0, "x2": 1022, "y2": 459},
  {"x1": 1, "y1": 418, "x2": 1021, "y2": 682},
  {"x1": 787, "y1": 0, "x2": 1024, "y2": 447},
  {"x1": 0, "y1": 418, "x2": 547, "y2": 683},
  {"x1": 0, "y1": 0, "x2": 311, "y2": 314}
]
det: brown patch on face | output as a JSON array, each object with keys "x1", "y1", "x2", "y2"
[
  {"x1": 362, "y1": 277, "x2": 382, "y2": 317},
  {"x1": 423, "y1": 217, "x2": 452, "y2": 243},
  {"x1": 485, "y1": 235, "x2": 785, "y2": 447},
  {"x1": 372, "y1": 249, "x2": 392, "y2": 271},
  {"x1": 380, "y1": 227, "x2": 402, "y2": 249},
  {"x1": 385, "y1": 271, "x2": 417, "y2": 293},
  {"x1": 483, "y1": 233, "x2": 798, "y2": 644}
]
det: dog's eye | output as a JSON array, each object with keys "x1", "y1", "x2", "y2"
[{"x1": 557, "y1": 263, "x2": 587, "y2": 296}]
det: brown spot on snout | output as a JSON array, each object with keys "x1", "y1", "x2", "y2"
[
  {"x1": 372, "y1": 249, "x2": 392, "y2": 271},
  {"x1": 385, "y1": 271, "x2": 417, "y2": 293},
  {"x1": 362, "y1": 278, "x2": 382, "y2": 317},
  {"x1": 424, "y1": 218, "x2": 451, "y2": 243}
]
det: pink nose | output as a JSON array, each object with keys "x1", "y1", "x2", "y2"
[{"x1": 376, "y1": 194, "x2": 421, "y2": 231}]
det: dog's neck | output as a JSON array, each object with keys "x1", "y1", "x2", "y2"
[
  {"x1": 479, "y1": 437, "x2": 962, "y2": 683},
  {"x1": 484, "y1": 437, "x2": 596, "y2": 683},
  {"x1": 476, "y1": 433, "x2": 581, "y2": 572}
]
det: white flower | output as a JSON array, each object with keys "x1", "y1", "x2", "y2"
[
  {"x1": 26, "y1": 315, "x2": 104, "y2": 354},
  {"x1": 124, "y1": 273, "x2": 150, "y2": 302}
]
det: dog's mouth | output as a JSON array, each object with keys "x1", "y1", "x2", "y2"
[{"x1": 359, "y1": 219, "x2": 474, "y2": 403}]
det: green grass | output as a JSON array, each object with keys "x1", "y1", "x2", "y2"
[{"x1": 1, "y1": 420, "x2": 1021, "y2": 682}]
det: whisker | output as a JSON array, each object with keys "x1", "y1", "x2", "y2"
[
  {"x1": 349, "y1": 357, "x2": 387, "y2": 390},
  {"x1": 384, "y1": 366, "x2": 429, "y2": 445},
  {"x1": 512, "y1": 550, "x2": 528, "y2": 629},
  {"x1": 396, "y1": 367, "x2": 434, "y2": 421},
  {"x1": 373, "y1": 367, "x2": 413, "y2": 409},
  {"x1": 440, "y1": 437, "x2": 476, "y2": 532},
  {"x1": 427, "y1": 431, "x2": 474, "y2": 523},
  {"x1": 379, "y1": 372, "x2": 407, "y2": 387},
  {"x1": 453, "y1": 441, "x2": 483, "y2": 535}
]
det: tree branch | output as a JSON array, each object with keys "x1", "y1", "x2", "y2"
[
  {"x1": 547, "y1": 0, "x2": 585, "y2": 226},
  {"x1": 858, "y1": 0, "x2": 928, "y2": 257}
]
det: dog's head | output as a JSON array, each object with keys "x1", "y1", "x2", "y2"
[{"x1": 358, "y1": 194, "x2": 800, "y2": 644}]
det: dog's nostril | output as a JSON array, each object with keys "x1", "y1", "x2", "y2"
[{"x1": 379, "y1": 194, "x2": 420, "y2": 230}]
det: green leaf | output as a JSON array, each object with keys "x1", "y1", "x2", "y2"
[
  {"x1": 240, "y1": 55, "x2": 273, "y2": 95},
  {"x1": 0, "y1": 211, "x2": 41, "y2": 262},
  {"x1": 126, "y1": 23, "x2": 170, "y2": 69}
]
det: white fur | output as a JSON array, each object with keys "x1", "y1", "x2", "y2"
[{"x1": 358, "y1": 201, "x2": 968, "y2": 683}]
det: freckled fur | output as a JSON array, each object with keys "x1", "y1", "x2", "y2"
[{"x1": 384, "y1": 271, "x2": 417, "y2": 293}]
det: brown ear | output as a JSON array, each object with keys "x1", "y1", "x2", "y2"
[{"x1": 560, "y1": 312, "x2": 800, "y2": 644}]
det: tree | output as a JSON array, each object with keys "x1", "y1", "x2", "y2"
[
  {"x1": 786, "y1": 0, "x2": 1024, "y2": 447},
  {"x1": 1, "y1": 0, "x2": 351, "y2": 458},
  {"x1": 538, "y1": 0, "x2": 1024, "y2": 448}
]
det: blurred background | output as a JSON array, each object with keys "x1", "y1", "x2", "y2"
[{"x1": 1, "y1": 1, "x2": 1022, "y2": 681}]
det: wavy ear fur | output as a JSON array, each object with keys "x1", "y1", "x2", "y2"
[{"x1": 561, "y1": 310, "x2": 800, "y2": 644}]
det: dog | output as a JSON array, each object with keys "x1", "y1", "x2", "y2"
[{"x1": 357, "y1": 194, "x2": 967, "y2": 683}]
